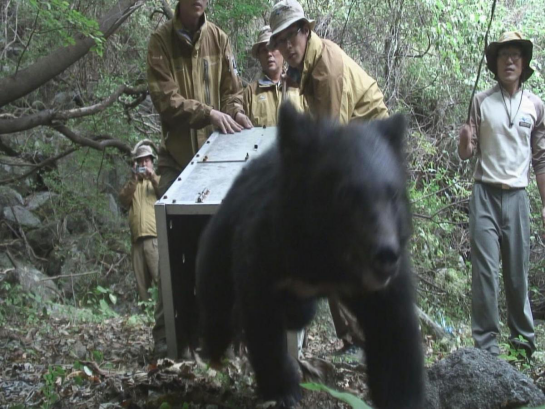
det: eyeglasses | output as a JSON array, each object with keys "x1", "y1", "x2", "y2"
[
  {"x1": 274, "y1": 28, "x2": 302, "y2": 48},
  {"x1": 498, "y1": 50, "x2": 522, "y2": 62}
]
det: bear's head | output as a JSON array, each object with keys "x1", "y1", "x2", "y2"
[{"x1": 276, "y1": 103, "x2": 411, "y2": 293}]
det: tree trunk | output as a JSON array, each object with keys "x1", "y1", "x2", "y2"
[{"x1": 0, "y1": 0, "x2": 143, "y2": 108}]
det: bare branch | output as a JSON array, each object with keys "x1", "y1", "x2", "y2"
[
  {"x1": 50, "y1": 123, "x2": 132, "y2": 155},
  {"x1": 338, "y1": 0, "x2": 356, "y2": 49},
  {"x1": 403, "y1": 32, "x2": 431, "y2": 59},
  {"x1": 39, "y1": 270, "x2": 100, "y2": 281},
  {"x1": 0, "y1": 109, "x2": 56, "y2": 134},
  {"x1": 0, "y1": 147, "x2": 77, "y2": 185},
  {"x1": 56, "y1": 85, "x2": 147, "y2": 119},
  {"x1": 15, "y1": 7, "x2": 39, "y2": 74},
  {"x1": 0, "y1": 85, "x2": 147, "y2": 134}
]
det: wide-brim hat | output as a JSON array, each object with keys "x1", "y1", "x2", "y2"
[
  {"x1": 486, "y1": 31, "x2": 534, "y2": 82},
  {"x1": 267, "y1": 0, "x2": 315, "y2": 49},
  {"x1": 132, "y1": 141, "x2": 156, "y2": 160},
  {"x1": 251, "y1": 26, "x2": 273, "y2": 58}
]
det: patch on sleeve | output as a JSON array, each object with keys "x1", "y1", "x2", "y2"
[
  {"x1": 519, "y1": 116, "x2": 532, "y2": 129},
  {"x1": 231, "y1": 56, "x2": 239, "y2": 76}
]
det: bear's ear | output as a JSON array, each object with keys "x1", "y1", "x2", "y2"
[
  {"x1": 374, "y1": 113, "x2": 407, "y2": 155},
  {"x1": 277, "y1": 102, "x2": 313, "y2": 157}
]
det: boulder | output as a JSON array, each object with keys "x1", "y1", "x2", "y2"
[
  {"x1": 1, "y1": 266, "x2": 60, "y2": 302},
  {"x1": 425, "y1": 347, "x2": 545, "y2": 409},
  {"x1": 3, "y1": 205, "x2": 41, "y2": 228},
  {"x1": 25, "y1": 191, "x2": 58, "y2": 211},
  {"x1": 26, "y1": 222, "x2": 59, "y2": 257},
  {"x1": 0, "y1": 252, "x2": 16, "y2": 269},
  {"x1": 66, "y1": 212, "x2": 92, "y2": 234},
  {"x1": 0, "y1": 155, "x2": 37, "y2": 195},
  {"x1": 0, "y1": 186, "x2": 23, "y2": 214}
]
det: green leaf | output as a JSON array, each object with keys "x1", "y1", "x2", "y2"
[{"x1": 301, "y1": 383, "x2": 371, "y2": 408}]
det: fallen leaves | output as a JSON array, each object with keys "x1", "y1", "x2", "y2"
[{"x1": 1, "y1": 300, "x2": 371, "y2": 408}]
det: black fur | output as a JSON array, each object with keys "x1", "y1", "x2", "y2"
[{"x1": 196, "y1": 103, "x2": 424, "y2": 408}]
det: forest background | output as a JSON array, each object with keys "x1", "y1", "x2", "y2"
[{"x1": 0, "y1": 0, "x2": 545, "y2": 406}]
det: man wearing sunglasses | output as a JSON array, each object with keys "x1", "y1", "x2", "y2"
[
  {"x1": 458, "y1": 31, "x2": 545, "y2": 358},
  {"x1": 267, "y1": 0, "x2": 388, "y2": 124}
]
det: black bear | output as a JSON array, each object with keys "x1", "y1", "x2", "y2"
[{"x1": 196, "y1": 103, "x2": 424, "y2": 408}]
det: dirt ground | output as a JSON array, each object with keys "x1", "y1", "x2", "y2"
[
  {"x1": 2, "y1": 296, "x2": 544, "y2": 409},
  {"x1": 0, "y1": 299, "x2": 375, "y2": 408}
]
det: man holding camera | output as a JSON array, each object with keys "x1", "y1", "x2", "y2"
[{"x1": 119, "y1": 143, "x2": 161, "y2": 302}]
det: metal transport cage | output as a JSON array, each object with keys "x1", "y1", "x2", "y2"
[{"x1": 155, "y1": 126, "x2": 277, "y2": 359}]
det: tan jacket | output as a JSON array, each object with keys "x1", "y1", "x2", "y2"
[
  {"x1": 296, "y1": 32, "x2": 388, "y2": 123},
  {"x1": 119, "y1": 177, "x2": 160, "y2": 242},
  {"x1": 147, "y1": 9, "x2": 244, "y2": 171},
  {"x1": 243, "y1": 75, "x2": 303, "y2": 126}
]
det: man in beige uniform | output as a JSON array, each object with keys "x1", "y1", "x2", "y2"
[
  {"x1": 267, "y1": 0, "x2": 388, "y2": 124},
  {"x1": 119, "y1": 143, "x2": 161, "y2": 302},
  {"x1": 244, "y1": 26, "x2": 302, "y2": 126},
  {"x1": 147, "y1": 0, "x2": 252, "y2": 358},
  {"x1": 458, "y1": 31, "x2": 545, "y2": 357},
  {"x1": 267, "y1": 0, "x2": 389, "y2": 352}
]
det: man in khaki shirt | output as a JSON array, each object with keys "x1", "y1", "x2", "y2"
[
  {"x1": 267, "y1": 0, "x2": 388, "y2": 124},
  {"x1": 148, "y1": 0, "x2": 253, "y2": 195},
  {"x1": 119, "y1": 143, "x2": 161, "y2": 302},
  {"x1": 243, "y1": 26, "x2": 302, "y2": 126},
  {"x1": 458, "y1": 31, "x2": 545, "y2": 358},
  {"x1": 147, "y1": 0, "x2": 252, "y2": 359},
  {"x1": 267, "y1": 0, "x2": 382, "y2": 353}
]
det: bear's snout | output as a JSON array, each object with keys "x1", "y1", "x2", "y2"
[{"x1": 370, "y1": 233, "x2": 400, "y2": 287}]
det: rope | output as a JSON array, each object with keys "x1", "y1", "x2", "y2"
[{"x1": 466, "y1": 0, "x2": 497, "y2": 124}]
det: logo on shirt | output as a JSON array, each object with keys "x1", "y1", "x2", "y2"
[
  {"x1": 519, "y1": 115, "x2": 532, "y2": 129},
  {"x1": 258, "y1": 95, "x2": 267, "y2": 101}
]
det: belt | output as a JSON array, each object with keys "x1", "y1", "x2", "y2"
[{"x1": 475, "y1": 180, "x2": 525, "y2": 191}]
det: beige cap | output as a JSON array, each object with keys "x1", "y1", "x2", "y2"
[
  {"x1": 251, "y1": 26, "x2": 273, "y2": 58},
  {"x1": 133, "y1": 144, "x2": 156, "y2": 160},
  {"x1": 486, "y1": 31, "x2": 534, "y2": 82},
  {"x1": 268, "y1": 0, "x2": 315, "y2": 48}
]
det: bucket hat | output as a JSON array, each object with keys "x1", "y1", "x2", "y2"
[
  {"x1": 486, "y1": 31, "x2": 534, "y2": 82},
  {"x1": 132, "y1": 142, "x2": 156, "y2": 160},
  {"x1": 251, "y1": 26, "x2": 273, "y2": 58},
  {"x1": 268, "y1": 0, "x2": 315, "y2": 49}
]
